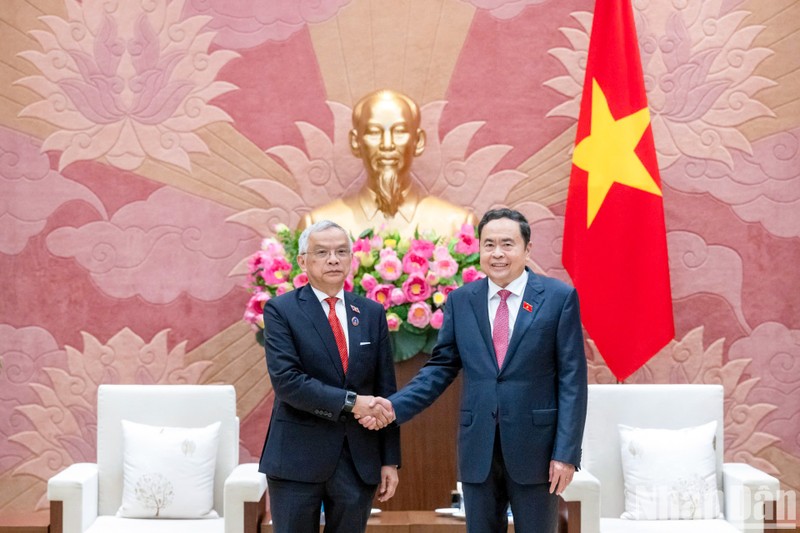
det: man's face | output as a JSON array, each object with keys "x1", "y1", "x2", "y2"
[
  {"x1": 297, "y1": 227, "x2": 352, "y2": 296},
  {"x1": 479, "y1": 218, "x2": 531, "y2": 288},
  {"x1": 350, "y1": 95, "x2": 425, "y2": 182}
]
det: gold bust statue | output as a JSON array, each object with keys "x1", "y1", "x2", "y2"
[{"x1": 299, "y1": 89, "x2": 477, "y2": 238}]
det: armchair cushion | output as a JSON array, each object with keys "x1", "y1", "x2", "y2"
[
  {"x1": 619, "y1": 421, "x2": 721, "y2": 520},
  {"x1": 88, "y1": 516, "x2": 224, "y2": 533},
  {"x1": 118, "y1": 420, "x2": 221, "y2": 519}
]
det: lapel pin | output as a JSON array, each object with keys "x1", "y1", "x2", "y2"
[
  {"x1": 522, "y1": 301, "x2": 533, "y2": 312},
  {"x1": 351, "y1": 316, "x2": 359, "y2": 326},
  {"x1": 350, "y1": 304, "x2": 360, "y2": 313}
]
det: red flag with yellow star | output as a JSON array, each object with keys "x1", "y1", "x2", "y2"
[{"x1": 562, "y1": 0, "x2": 674, "y2": 380}]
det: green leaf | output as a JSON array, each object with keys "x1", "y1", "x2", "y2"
[
  {"x1": 391, "y1": 329, "x2": 426, "y2": 362},
  {"x1": 400, "y1": 322, "x2": 426, "y2": 336},
  {"x1": 358, "y1": 228, "x2": 374, "y2": 239},
  {"x1": 255, "y1": 329, "x2": 265, "y2": 347},
  {"x1": 421, "y1": 329, "x2": 438, "y2": 355}
]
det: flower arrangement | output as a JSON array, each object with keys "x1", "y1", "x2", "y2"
[{"x1": 243, "y1": 224, "x2": 485, "y2": 361}]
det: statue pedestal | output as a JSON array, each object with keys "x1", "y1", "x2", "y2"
[{"x1": 381, "y1": 355, "x2": 462, "y2": 511}]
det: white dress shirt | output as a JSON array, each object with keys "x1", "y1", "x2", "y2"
[
  {"x1": 487, "y1": 270, "x2": 529, "y2": 340},
  {"x1": 310, "y1": 285, "x2": 350, "y2": 350}
]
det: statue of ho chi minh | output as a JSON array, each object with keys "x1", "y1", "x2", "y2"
[{"x1": 299, "y1": 89, "x2": 477, "y2": 238}]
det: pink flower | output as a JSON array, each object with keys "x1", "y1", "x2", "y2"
[
  {"x1": 367, "y1": 284, "x2": 394, "y2": 310},
  {"x1": 430, "y1": 309, "x2": 444, "y2": 329},
  {"x1": 376, "y1": 252, "x2": 403, "y2": 281},
  {"x1": 433, "y1": 245, "x2": 452, "y2": 261},
  {"x1": 244, "y1": 291, "x2": 271, "y2": 328},
  {"x1": 351, "y1": 255, "x2": 361, "y2": 272},
  {"x1": 370, "y1": 235, "x2": 384, "y2": 250},
  {"x1": 243, "y1": 310, "x2": 263, "y2": 331},
  {"x1": 432, "y1": 254, "x2": 458, "y2": 279},
  {"x1": 344, "y1": 274, "x2": 354, "y2": 292},
  {"x1": 247, "y1": 250, "x2": 271, "y2": 276},
  {"x1": 462, "y1": 266, "x2": 485, "y2": 284},
  {"x1": 292, "y1": 272, "x2": 308, "y2": 288},
  {"x1": 391, "y1": 288, "x2": 406, "y2": 305},
  {"x1": 386, "y1": 313, "x2": 402, "y2": 332},
  {"x1": 360, "y1": 273, "x2": 378, "y2": 291},
  {"x1": 402, "y1": 273, "x2": 432, "y2": 303},
  {"x1": 407, "y1": 302, "x2": 432, "y2": 328},
  {"x1": 275, "y1": 282, "x2": 293, "y2": 296},
  {"x1": 438, "y1": 283, "x2": 459, "y2": 298},
  {"x1": 353, "y1": 238, "x2": 371, "y2": 253},
  {"x1": 455, "y1": 224, "x2": 479, "y2": 255},
  {"x1": 259, "y1": 256, "x2": 293, "y2": 285},
  {"x1": 426, "y1": 271, "x2": 440, "y2": 286},
  {"x1": 409, "y1": 239, "x2": 436, "y2": 259},
  {"x1": 262, "y1": 238, "x2": 286, "y2": 256},
  {"x1": 402, "y1": 251, "x2": 430, "y2": 275}
]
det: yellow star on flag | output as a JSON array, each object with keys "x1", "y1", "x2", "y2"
[{"x1": 572, "y1": 78, "x2": 662, "y2": 227}]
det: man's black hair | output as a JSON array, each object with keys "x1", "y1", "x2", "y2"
[{"x1": 477, "y1": 208, "x2": 531, "y2": 247}]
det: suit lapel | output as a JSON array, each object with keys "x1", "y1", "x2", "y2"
[
  {"x1": 343, "y1": 293, "x2": 362, "y2": 378},
  {"x1": 469, "y1": 278, "x2": 497, "y2": 369},
  {"x1": 501, "y1": 269, "x2": 545, "y2": 373},
  {"x1": 297, "y1": 285, "x2": 345, "y2": 381}
]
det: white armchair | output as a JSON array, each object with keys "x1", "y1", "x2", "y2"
[
  {"x1": 48, "y1": 384, "x2": 267, "y2": 533},
  {"x1": 560, "y1": 384, "x2": 780, "y2": 533}
]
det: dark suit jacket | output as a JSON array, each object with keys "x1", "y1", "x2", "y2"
[
  {"x1": 259, "y1": 284, "x2": 401, "y2": 485},
  {"x1": 390, "y1": 268, "x2": 587, "y2": 485}
]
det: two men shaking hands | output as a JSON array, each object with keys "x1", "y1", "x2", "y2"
[{"x1": 259, "y1": 209, "x2": 587, "y2": 533}]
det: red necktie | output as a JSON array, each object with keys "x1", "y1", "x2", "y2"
[
  {"x1": 325, "y1": 297, "x2": 348, "y2": 374},
  {"x1": 492, "y1": 290, "x2": 511, "y2": 369}
]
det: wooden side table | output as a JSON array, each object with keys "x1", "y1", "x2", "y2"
[{"x1": 0, "y1": 512, "x2": 49, "y2": 533}]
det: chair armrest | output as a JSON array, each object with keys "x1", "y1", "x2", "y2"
[
  {"x1": 722, "y1": 462, "x2": 780, "y2": 533},
  {"x1": 47, "y1": 463, "x2": 98, "y2": 533},
  {"x1": 224, "y1": 463, "x2": 268, "y2": 533},
  {"x1": 559, "y1": 469, "x2": 601, "y2": 533}
]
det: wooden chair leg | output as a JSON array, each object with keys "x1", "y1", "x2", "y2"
[
  {"x1": 50, "y1": 500, "x2": 63, "y2": 533},
  {"x1": 244, "y1": 492, "x2": 267, "y2": 533},
  {"x1": 558, "y1": 498, "x2": 581, "y2": 533},
  {"x1": 764, "y1": 499, "x2": 777, "y2": 529}
]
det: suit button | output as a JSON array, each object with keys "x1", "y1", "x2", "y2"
[
  {"x1": 339, "y1": 415, "x2": 347, "y2": 422},
  {"x1": 497, "y1": 377, "x2": 504, "y2": 383}
]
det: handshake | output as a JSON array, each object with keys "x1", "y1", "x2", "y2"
[{"x1": 353, "y1": 395, "x2": 395, "y2": 430}]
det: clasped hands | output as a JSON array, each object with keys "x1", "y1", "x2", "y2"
[{"x1": 353, "y1": 395, "x2": 395, "y2": 430}]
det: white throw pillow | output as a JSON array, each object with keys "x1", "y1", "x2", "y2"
[
  {"x1": 118, "y1": 420, "x2": 221, "y2": 519},
  {"x1": 618, "y1": 421, "x2": 721, "y2": 520}
]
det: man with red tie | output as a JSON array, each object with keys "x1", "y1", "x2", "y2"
[
  {"x1": 259, "y1": 220, "x2": 400, "y2": 533},
  {"x1": 368, "y1": 208, "x2": 588, "y2": 533}
]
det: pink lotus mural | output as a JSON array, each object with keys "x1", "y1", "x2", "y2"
[{"x1": 0, "y1": 0, "x2": 797, "y2": 522}]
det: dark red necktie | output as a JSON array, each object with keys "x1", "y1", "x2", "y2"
[
  {"x1": 325, "y1": 297, "x2": 348, "y2": 374},
  {"x1": 492, "y1": 290, "x2": 511, "y2": 368}
]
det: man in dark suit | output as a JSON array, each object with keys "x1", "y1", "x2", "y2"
[
  {"x1": 259, "y1": 220, "x2": 400, "y2": 533},
  {"x1": 362, "y1": 208, "x2": 587, "y2": 533}
]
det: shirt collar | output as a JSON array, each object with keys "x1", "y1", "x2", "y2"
[
  {"x1": 310, "y1": 285, "x2": 346, "y2": 305},
  {"x1": 487, "y1": 270, "x2": 528, "y2": 300},
  {"x1": 357, "y1": 179, "x2": 420, "y2": 223}
]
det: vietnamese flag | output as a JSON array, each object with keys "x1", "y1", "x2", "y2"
[{"x1": 562, "y1": 0, "x2": 674, "y2": 380}]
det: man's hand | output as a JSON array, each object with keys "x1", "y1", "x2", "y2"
[
  {"x1": 548, "y1": 460, "x2": 575, "y2": 495},
  {"x1": 353, "y1": 396, "x2": 395, "y2": 429},
  {"x1": 377, "y1": 465, "x2": 399, "y2": 502}
]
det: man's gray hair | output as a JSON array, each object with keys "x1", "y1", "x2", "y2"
[{"x1": 297, "y1": 220, "x2": 352, "y2": 254}]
